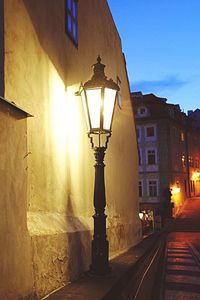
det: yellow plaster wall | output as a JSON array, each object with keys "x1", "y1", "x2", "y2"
[
  {"x1": 4, "y1": 0, "x2": 141, "y2": 297},
  {"x1": 0, "y1": 102, "x2": 34, "y2": 299}
]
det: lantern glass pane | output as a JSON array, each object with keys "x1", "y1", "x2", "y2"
[
  {"x1": 103, "y1": 88, "x2": 117, "y2": 130},
  {"x1": 81, "y1": 90, "x2": 90, "y2": 131},
  {"x1": 86, "y1": 88, "x2": 101, "y2": 130}
]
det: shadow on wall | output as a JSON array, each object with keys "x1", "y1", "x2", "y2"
[
  {"x1": 29, "y1": 151, "x2": 92, "y2": 298},
  {"x1": 65, "y1": 197, "x2": 91, "y2": 281},
  {"x1": 30, "y1": 194, "x2": 92, "y2": 298},
  {"x1": 23, "y1": 0, "x2": 77, "y2": 86}
]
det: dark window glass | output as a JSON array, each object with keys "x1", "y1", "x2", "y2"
[
  {"x1": 146, "y1": 127, "x2": 154, "y2": 137},
  {"x1": 139, "y1": 181, "x2": 142, "y2": 197},
  {"x1": 138, "y1": 149, "x2": 141, "y2": 165},
  {"x1": 149, "y1": 181, "x2": 157, "y2": 197},
  {"x1": 147, "y1": 150, "x2": 156, "y2": 165},
  {"x1": 66, "y1": 0, "x2": 78, "y2": 46}
]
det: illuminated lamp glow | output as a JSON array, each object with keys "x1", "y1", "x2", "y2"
[
  {"x1": 171, "y1": 186, "x2": 180, "y2": 194},
  {"x1": 139, "y1": 212, "x2": 144, "y2": 220}
]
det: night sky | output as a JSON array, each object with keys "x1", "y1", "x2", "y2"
[{"x1": 107, "y1": 0, "x2": 200, "y2": 113}]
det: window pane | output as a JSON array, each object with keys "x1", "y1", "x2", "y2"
[
  {"x1": 72, "y1": 23, "x2": 77, "y2": 43},
  {"x1": 68, "y1": 15, "x2": 72, "y2": 33},
  {"x1": 139, "y1": 181, "x2": 142, "y2": 197},
  {"x1": 86, "y1": 88, "x2": 101, "y2": 130},
  {"x1": 66, "y1": 0, "x2": 78, "y2": 46},
  {"x1": 138, "y1": 149, "x2": 141, "y2": 165},
  {"x1": 103, "y1": 88, "x2": 116, "y2": 130},
  {"x1": 72, "y1": 0, "x2": 77, "y2": 17},
  {"x1": 148, "y1": 150, "x2": 156, "y2": 165},
  {"x1": 68, "y1": 0, "x2": 71, "y2": 10},
  {"x1": 146, "y1": 127, "x2": 154, "y2": 137},
  {"x1": 149, "y1": 181, "x2": 157, "y2": 197}
]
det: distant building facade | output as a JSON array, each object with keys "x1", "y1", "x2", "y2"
[{"x1": 132, "y1": 92, "x2": 200, "y2": 222}]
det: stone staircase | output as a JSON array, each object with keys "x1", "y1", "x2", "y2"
[{"x1": 174, "y1": 218, "x2": 200, "y2": 232}]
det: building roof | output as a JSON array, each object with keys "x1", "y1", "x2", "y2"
[{"x1": 131, "y1": 91, "x2": 200, "y2": 133}]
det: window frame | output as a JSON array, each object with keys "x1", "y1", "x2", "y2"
[
  {"x1": 137, "y1": 106, "x2": 148, "y2": 117},
  {"x1": 145, "y1": 124, "x2": 157, "y2": 141},
  {"x1": 148, "y1": 180, "x2": 158, "y2": 197},
  {"x1": 146, "y1": 148, "x2": 157, "y2": 165},
  {"x1": 65, "y1": 0, "x2": 78, "y2": 47}
]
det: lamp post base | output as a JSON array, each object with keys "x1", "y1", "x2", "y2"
[
  {"x1": 89, "y1": 238, "x2": 111, "y2": 276},
  {"x1": 88, "y1": 266, "x2": 111, "y2": 277}
]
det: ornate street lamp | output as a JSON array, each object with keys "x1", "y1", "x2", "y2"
[{"x1": 76, "y1": 56, "x2": 119, "y2": 275}]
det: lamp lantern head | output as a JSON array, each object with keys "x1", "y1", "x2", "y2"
[{"x1": 80, "y1": 56, "x2": 119, "y2": 135}]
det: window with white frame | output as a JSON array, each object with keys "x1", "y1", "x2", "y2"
[
  {"x1": 148, "y1": 180, "x2": 158, "y2": 197},
  {"x1": 139, "y1": 181, "x2": 143, "y2": 197},
  {"x1": 145, "y1": 125, "x2": 156, "y2": 141},
  {"x1": 147, "y1": 149, "x2": 157, "y2": 165}
]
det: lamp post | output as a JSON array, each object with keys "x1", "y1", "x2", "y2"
[{"x1": 77, "y1": 56, "x2": 119, "y2": 275}]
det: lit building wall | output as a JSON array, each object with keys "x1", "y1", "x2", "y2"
[
  {"x1": 3, "y1": 0, "x2": 141, "y2": 298},
  {"x1": 187, "y1": 131, "x2": 200, "y2": 196},
  {"x1": 0, "y1": 100, "x2": 34, "y2": 299}
]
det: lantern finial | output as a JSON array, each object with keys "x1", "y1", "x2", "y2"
[
  {"x1": 97, "y1": 55, "x2": 101, "y2": 63},
  {"x1": 91, "y1": 56, "x2": 106, "y2": 83}
]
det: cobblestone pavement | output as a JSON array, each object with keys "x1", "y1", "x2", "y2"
[{"x1": 163, "y1": 197, "x2": 200, "y2": 300}]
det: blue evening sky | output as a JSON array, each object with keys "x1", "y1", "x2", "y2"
[{"x1": 107, "y1": 0, "x2": 200, "y2": 112}]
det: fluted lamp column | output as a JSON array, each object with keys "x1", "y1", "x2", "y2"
[{"x1": 77, "y1": 56, "x2": 119, "y2": 275}]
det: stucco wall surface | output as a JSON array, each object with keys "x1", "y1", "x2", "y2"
[
  {"x1": 4, "y1": 0, "x2": 141, "y2": 298},
  {"x1": 0, "y1": 101, "x2": 34, "y2": 299}
]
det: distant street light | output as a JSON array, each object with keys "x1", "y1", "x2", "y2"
[{"x1": 77, "y1": 56, "x2": 119, "y2": 275}]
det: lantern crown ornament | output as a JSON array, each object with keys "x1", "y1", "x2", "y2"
[
  {"x1": 84, "y1": 56, "x2": 119, "y2": 91},
  {"x1": 78, "y1": 56, "x2": 120, "y2": 147}
]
